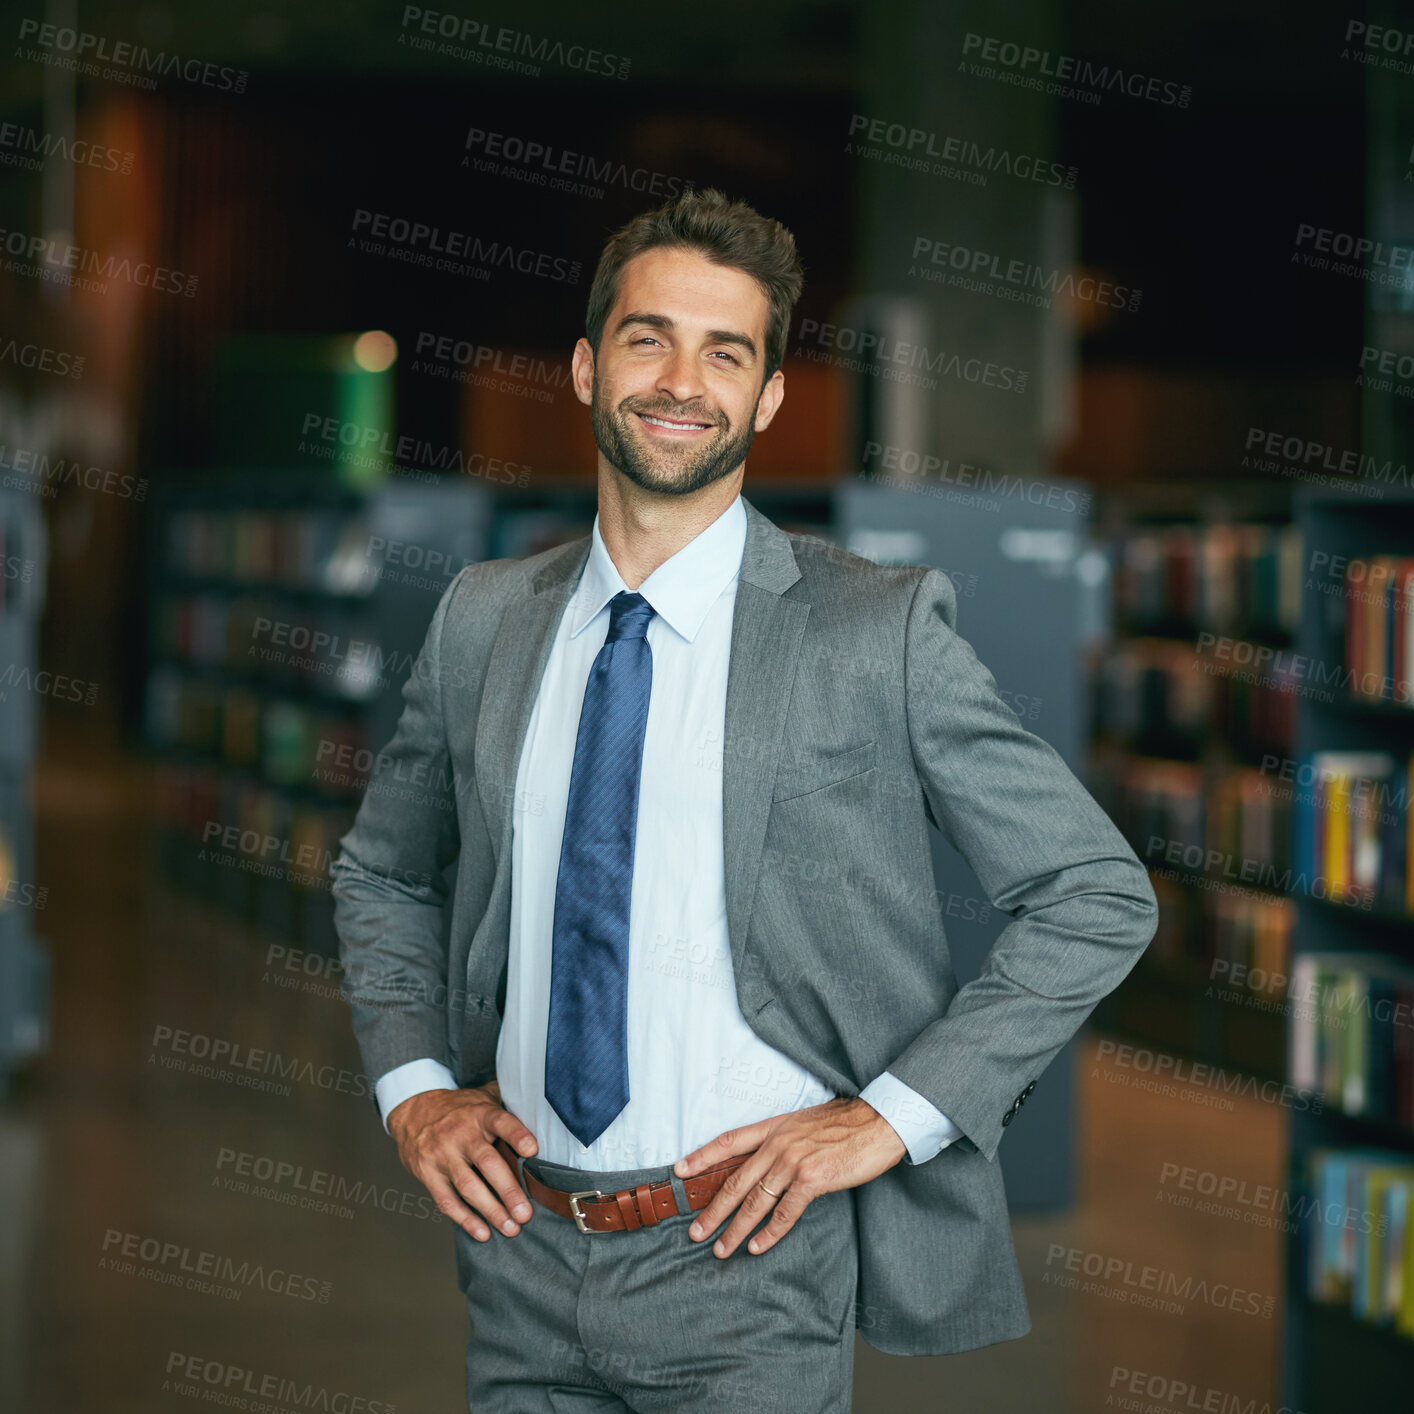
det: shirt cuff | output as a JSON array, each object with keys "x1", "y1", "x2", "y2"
[
  {"x1": 858, "y1": 1070, "x2": 964, "y2": 1166},
  {"x1": 374, "y1": 1058, "x2": 459, "y2": 1134}
]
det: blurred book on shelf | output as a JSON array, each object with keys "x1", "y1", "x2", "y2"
[
  {"x1": 1290, "y1": 953, "x2": 1414, "y2": 1130},
  {"x1": 1091, "y1": 638, "x2": 1296, "y2": 762},
  {"x1": 1304, "y1": 1148, "x2": 1414, "y2": 1339},
  {"x1": 165, "y1": 505, "x2": 381, "y2": 596},
  {"x1": 1114, "y1": 521, "x2": 1302, "y2": 640},
  {"x1": 1326, "y1": 555, "x2": 1414, "y2": 709},
  {"x1": 1292, "y1": 751, "x2": 1412, "y2": 916}
]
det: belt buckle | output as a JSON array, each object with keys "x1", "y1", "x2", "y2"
[{"x1": 568, "y1": 1189, "x2": 607, "y2": 1234}]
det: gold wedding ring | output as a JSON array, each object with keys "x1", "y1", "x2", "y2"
[{"x1": 758, "y1": 1179, "x2": 781, "y2": 1198}]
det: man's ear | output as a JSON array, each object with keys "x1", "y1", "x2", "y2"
[
  {"x1": 754, "y1": 368, "x2": 786, "y2": 432},
  {"x1": 571, "y1": 337, "x2": 596, "y2": 407}
]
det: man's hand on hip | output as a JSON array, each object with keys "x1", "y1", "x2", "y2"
[
  {"x1": 387, "y1": 1082, "x2": 540, "y2": 1242},
  {"x1": 673, "y1": 1096, "x2": 907, "y2": 1259}
]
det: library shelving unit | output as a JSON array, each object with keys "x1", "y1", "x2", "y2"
[
  {"x1": 1278, "y1": 20, "x2": 1414, "y2": 1400},
  {"x1": 1280, "y1": 480, "x2": 1414, "y2": 1411},
  {"x1": 145, "y1": 469, "x2": 489, "y2": 955},
  {"x1": 1086, "y1": 481, "x2": 1301, "y2": 1084},
  {"x1": 0, "y1": 484, "x2": 49, "y2": 1095}
]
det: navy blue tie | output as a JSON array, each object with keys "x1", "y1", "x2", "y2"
[{"x1": 544, "y1": 590, "x2": 656, "y2": 1146}]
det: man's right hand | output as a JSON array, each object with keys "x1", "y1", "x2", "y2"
[{"x1": 387, "y1": 1082, "x2": 539, "y2": 1242}]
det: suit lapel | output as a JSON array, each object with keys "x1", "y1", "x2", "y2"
[
  {"x1": 474, "y1": 537, "x2": 588, "y2": 863},
  {"x1": 722, "y1": 498, "x2": 808, "y2": 1005}
]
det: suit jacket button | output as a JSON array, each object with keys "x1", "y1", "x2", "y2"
[
  {"x1": 1023, "y1": 1081, "x2": 1036, "y2": 1097},
  {"x1": 1001, "y1": 1111, "x2": 1014, "y2": 1127}
]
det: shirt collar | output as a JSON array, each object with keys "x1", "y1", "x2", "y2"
[{"x1": 569, "y1": 494, "x2": 747, "y2": 644}]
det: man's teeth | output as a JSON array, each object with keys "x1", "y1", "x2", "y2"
[{"x1": 640, "y1": 414, "x2": 710, "y2": 429}]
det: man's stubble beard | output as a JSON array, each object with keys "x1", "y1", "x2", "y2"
[{"x1": 590, "y1": 369, "x2": 762, "y2": 497}]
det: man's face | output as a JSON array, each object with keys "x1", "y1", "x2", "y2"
[{"x1": 575, "y1": 246, "x2": 784, "y2": 495}]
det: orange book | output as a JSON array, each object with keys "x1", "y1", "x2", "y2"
[
  {"x1": 1348, "y1": 558, "x2": 1365, "y2": 691},
  {"x1": 1326, "y1": 770, "x2": 1349, "y2": 897},
  {"x1": 1374, "y1": 556, "x2": 1399, "y2": 694},
  {"x1": 1364, "y1": 558, "x2": 1388, "y2": 695}
]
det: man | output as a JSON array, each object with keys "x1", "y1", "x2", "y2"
[{"x1": 332, "y1": 186, "x2": 1159, "y2": 1412}]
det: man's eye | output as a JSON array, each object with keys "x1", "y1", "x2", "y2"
[{"x1": 711, "y1": 351, "x2": 739, "y2": 364}]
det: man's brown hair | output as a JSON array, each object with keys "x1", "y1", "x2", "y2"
[{"x1": 584, "y1": 186, "x2": 804, "y2": 388}]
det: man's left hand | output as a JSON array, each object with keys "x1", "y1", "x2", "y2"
[{"x1": 673, "y1": 1097, "x2": 907, "y2": 1258}]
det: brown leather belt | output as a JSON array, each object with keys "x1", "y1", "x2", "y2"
[{"x1": 494, "y1": 1137, "x2": 746, "y2": 1235}]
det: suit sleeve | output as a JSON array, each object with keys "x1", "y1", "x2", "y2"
[
  {"x1": 882, "y1": 567, "x2": 1159, "y2": 1162},
  {"x1": 331, "y1": 569, "x2": 467, "y2": 1116}
]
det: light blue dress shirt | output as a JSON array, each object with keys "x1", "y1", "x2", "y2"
[{"x1": 374, "y1": 494, "x2": 963, "y2": 1166}]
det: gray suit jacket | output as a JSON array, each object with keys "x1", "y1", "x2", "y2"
[{"x1": 331, "y1": 494, "x2": 1159, "y2": 1356}]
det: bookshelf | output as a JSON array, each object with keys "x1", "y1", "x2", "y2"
[
  {"x1": 0, "y1": 485, "x2": 49, "y2": 1095},
  {"x1": 1086, "y1": 482, "x2": 1301, "y2": 1084},
  {"x1": 1278, "y1": 17, "x2": 1414, "y2": 1397},
  {"x1": 1280, "y1": 483, "x2": 1414, "y2": 1410},
  {"x1": 144, "y1": 470, "x2": 489, "y2": 954}
]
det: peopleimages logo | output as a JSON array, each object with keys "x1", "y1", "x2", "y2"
[
  {"x1": 845, "y1": 113, "x2": 1076, "y2": 189},
  {"x1": 15, "y1": 17, "x2": 249, "y2": 92},
  {"x1": 1292, "y1": 222, "x2": 1414, "y2": 288},
  {"x1": 398, "y1": 7, "x2": 631, "y2": 80},
  {"x1": 860, "y1": 440, "x2": 1092, "y2": 515},
  {"x1": 1109, "y1": 1365, "x2": 1308, "y2": 1414},
  {"x1": 1044, "y1": 1243, "x2": 1276, "y2": 1319},
  {"x1": 0, "y1": 443, "x2": 148, "y2": 501},
  {"x1": 1094, "y1": 1038, "x2": 1324, "y2": 1115},
  {"x1": 794, "y1": 317, "x2": 1028, "y2": 395},
  {"x1": 149, "y1": 1023, "x2": 378, "y2": 1101},
  {"x1": 960, "y1": 32, "x2": 1191, "y2": 108},
  {"x1": 463, "y1": 127, "x2": 690, "y2": 200},
  {"x1": 298, "y1": 413, "x2": 531, "y2": 486},
  {"x1": 0, "y1": 338, "x2": 84, "y2": 378},
  {"x1": 1157, "y1": 1160, "x2": 1389, "y2": 1235},
  {"x1": 0, "y1": 224, "x2": 197, "y2": 296},
  {"x1": 1342, "y1": 19, "x2": 1414, "y2": 76},
  {"x1": 349, "y1": 208, "x2": 581, "y2": 284},
  {"x1": 410, "y1": 333, "x2": 572, "y2": 402},
  {"x1": 100, "y1": 1228, "x2": 331, "y2": 1302},
  {"x1": 214, "y1": 1146, "x2": 443, "y2": 1224},
  {"x1": 163, "y1": 1352, "x2": 394, "y2": 1413},
  {"x1": 909, "y1": 236, "x2": 1141, "y2": 312},
  {"x1": 0, "y1": 121, "x2": 135, "y2": 174},
  {"x1": 1241, "y1": 425, "x2": 1410, "y2": 493}
]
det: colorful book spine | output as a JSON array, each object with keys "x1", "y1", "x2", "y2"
[
  {"x1": 1294, "y1": 751, "x2": 1410, "y2": 914},
  {"x1": 1291, "y1": 954, "x2": 1414, "y2": 1128},
  {"x1": 1342, "y1": 555, "x2": 1414, "y2": 706},
  {"x1": 1306, "y1": 1149, "x2": 1414, "y2": 1337}
]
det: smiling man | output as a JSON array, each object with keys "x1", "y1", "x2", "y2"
[{"x1": 332, "y1": 186, "x2": 1159, "y2": 1413}]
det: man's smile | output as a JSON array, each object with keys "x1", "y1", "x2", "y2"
[{"x1": 634, "y1": 410, "x2": 716, "y2": 436}]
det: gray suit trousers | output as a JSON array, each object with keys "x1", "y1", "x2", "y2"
[{"x1": 453, "y1": 1149, "x2": 859, "y2": 1413}]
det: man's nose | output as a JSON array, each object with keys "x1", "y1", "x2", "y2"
[{"x1": 655, "y1": 349, "x2": 709, "y2": 408}]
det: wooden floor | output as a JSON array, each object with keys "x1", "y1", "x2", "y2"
[{"x1": 3, "y1": 737, "x2": 1289, "y2": 1413}]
